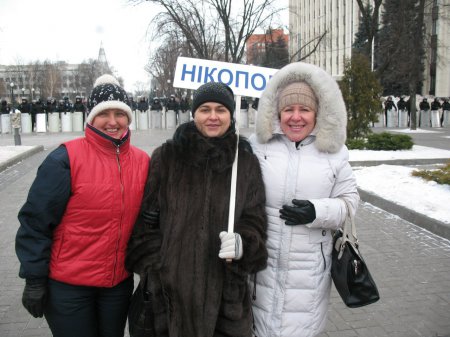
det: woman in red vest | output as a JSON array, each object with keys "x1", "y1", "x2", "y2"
[{"x1": 15, "y1": 74, "x2": 150, "y2": 337}]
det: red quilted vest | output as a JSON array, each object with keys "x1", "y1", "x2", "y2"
[{"x1": 49, "y1": 127, "x2": 149, "y2": 287}]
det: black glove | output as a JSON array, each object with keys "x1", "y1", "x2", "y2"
[
  {"x1": 280, "y1": 199, "x2": 316, "y2": 226},
  {"x1": 22, "y1": 280, "x2": 47, "y2": 318},
  {"x1": 142, "y1": 209, "x2": 160, "y2": 228}
]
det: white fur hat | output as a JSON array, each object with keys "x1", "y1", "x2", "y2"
[{"x1": 255, "y1": 62, "x2": 347, "y2": 153}]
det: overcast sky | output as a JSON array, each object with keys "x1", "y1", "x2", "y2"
[
  {"x1": 0, "y1": 0, "x2": 157, "y2": 91},
  {"x1": 0, "y1": 0, "x2": 287, "y2": 92}
]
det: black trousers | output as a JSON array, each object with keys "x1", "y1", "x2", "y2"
[{"x1": 45, "y1": 277, "x2": 134, "y2": 337}]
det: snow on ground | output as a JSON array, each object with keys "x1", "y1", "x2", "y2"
[
  {"x1": 350, "y1": 144, "x2": 450, "y2": 224},
  {"x1": 0, "y1": 145, "x2": 35, "y2": 163},
  {"x1": 353, "y1": 164, "x2": 450, "y2": 224},
  {"x1": 350, "y1": 145, "x2": 450, "y2": 161}
]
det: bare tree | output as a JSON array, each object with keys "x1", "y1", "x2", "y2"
[
  {"x1": 131, "y1": 0, "x2": 281, "y2": 63},
  {"x1": 207, "y1": 0, "x2": 281, "y2": 62},
  {"x1": 41, "y1": 61, "x2": 63, "y2": 99},
  {"x1": 145, "y1": 32, "x2": 182, "y2": 96},
  {"x1": 135, "y1": 0, "x2": 223, "y2": 60},
  {"x1": 76, "y1": 59, "x2": 105, "y2": 97},
  {"x1": 289, "y1": 32, "x2": 328, "y2": 62}
]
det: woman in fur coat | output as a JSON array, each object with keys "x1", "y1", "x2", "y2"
[
  {"x1": 126, "y1": 82, "x2": 268, "y2": 337},
  {"x1": 249, "y1": 62, "x2": 360, "y2": 337}
]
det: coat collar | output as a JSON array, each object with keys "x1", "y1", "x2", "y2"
[
  {"x1": 85, "y1": 124, "x2": 130, "y2": 155},
  {"x1": 171, "y1": 121, "x2": 236, "y2": 172}
]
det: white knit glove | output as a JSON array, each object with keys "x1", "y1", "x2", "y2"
[{"x1": 219, "y1": 231, "x2": 243, "y2": 260}]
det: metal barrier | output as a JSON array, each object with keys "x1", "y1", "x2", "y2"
[
  {"x1": 151, "y1": 110, "x2": 162, "y2": 129},
  {"x1": 240, "y1": 109, "x2": 249, "y2": 128},
  {"x1": 443, "y1": 110, "x2": 450, "y2": 128},
  {"x1": 73, "y1": 111, "x2": 84, "y2": 132},
  {"x1": 21, "y1": 113, "x2": 32, "y2": 133},
  {"x1": 166, "y1": 109, "x2": 177, "y2": 129},
  {"x1": 36, "y1": 113, "x2": 47, "y2": 132},
  {"x1": 431, "y1": 110, "x2": 441, "y2": 128},
  {"x1": 420, "y1": 110, "x2": 431, "y2": 127},
  {"x1": 48, "y1": 113, "x2": 60, "y2": 132},
  {"x1": 178, "y1": 110, "x2": 190, "y2": 124},
  {"x1": 386, "y1": 109, "x2": 398, "y2": 127},
  {"x1": 1, "y1": 114, "x2": 11, "y2": 134},
  {"x1": 398, "y1": 110, "x2": 408, "y2": 127},
  {"x1": 61, "y1": 112, "x2": 73, "y2": 132},
  {"x1": 137, "y1": 110, "x2": 149, "y2": 130}
]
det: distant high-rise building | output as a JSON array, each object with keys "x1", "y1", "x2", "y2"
[
  {"x1": 289, "y1": 0, "x2": 359, "y2": 80},
  {"x1": 288, "y1": 0, "x2": 450, "y2": 96}
]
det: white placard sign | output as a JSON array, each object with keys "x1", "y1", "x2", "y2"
[{"x1": 173, "y1": 56, "x2": 278, "y2": 98}]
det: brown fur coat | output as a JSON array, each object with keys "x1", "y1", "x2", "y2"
[{"x1": 126, "y1": 122, "x2": 268, "y2": 337}]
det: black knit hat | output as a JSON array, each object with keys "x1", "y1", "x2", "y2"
[
  {"x1": 191, "y1": 82, "x2": 235, "y2": 117},
  {"x1": 87, "y1": 74, "x2": 132, "y2": 124}
]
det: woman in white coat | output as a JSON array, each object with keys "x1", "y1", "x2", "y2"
[{"x1": 249, "y1": 62, "x2": 359, "y2": 337}]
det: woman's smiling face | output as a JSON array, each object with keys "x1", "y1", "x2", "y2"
[{"x1": 280, "y1": 104, "x2": 316, "y2": 142}]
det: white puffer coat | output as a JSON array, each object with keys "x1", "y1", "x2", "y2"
[{"x1": 249, "y1": 62, "x2": 359, "y2": 337}]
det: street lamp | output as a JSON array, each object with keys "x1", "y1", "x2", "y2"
[
  {"x1": 31, "y1": 88, "x2": 35, "y2": 101},
  {"x1": 10, "y1": 82, "x2": 15, "y2": 109}
]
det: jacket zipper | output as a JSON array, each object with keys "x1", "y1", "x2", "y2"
[{"x1": 112, "y1": 145, "x2": 124, "y2": 285}]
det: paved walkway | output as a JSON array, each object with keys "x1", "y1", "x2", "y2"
[{"x1": 0, "y1": 127, "x2": 449, "y2": 337}]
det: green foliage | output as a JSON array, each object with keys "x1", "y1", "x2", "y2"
[
  {"x1": 412, "y1": 162, "x2": 450, "y2": 185},
  {"x1": 346, "y1": 132, "x2": 414, "y2": 150},
  {"x1": 340, "y1": 53, "x2": 383, "y2": 140},
  {"x1": 377, "y1": 0, "x2": 425, "y2": 96},
  {"x1": 346, "y1": 138, "x2": 366, "y2": 150},
  {"x1": 365, "y1": 132, "x2": 413, "y2": 150}
]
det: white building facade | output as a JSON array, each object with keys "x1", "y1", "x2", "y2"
[
  {"x1": 288, "y1": 0, "x2": 450, "y2": 97},
  {"x1": 288, "y1": 0, "x2": 360, "y2": 80}
]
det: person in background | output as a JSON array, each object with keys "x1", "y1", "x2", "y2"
[
  {"x1": 166, "y1": 94, "x2": 179, "y2": 124},
  {"x1": 150, "y1": 97, "x2": 163, "y2": 111},
  {"x1": 241, "y1": 97, "x2": 249, "y2": 110},
  {"x1": 249, "y1": 62, "x2": 359, "y2": 337},
  {"x1": 431, "y1": 97, "x2": 442, "y2": 127},
  {"x1": 430, "y1": 97, "x2": 441, "y2": 112},
  {"x1": 397, "y1": 95, "x2": 407, "y2": 111},
  {"x1": 384, "y1": 95, "x2": 397, "y2": 126},
  {"x1": 126, "y1": 81, "x2": 268, "y2": 337},
  {"x1": 15, "y1": 74, "x2": 150, "y2": 337},
  {"x1": 45, "y1": 97, "x2": 57, "y2": 115},
  {"x1": 137, "y1": 96, "x2": 149, "y2": 112},
  {"x1": 73, "y1": 96, "x2": 87, "y2": 124},
  {"x1": 19, "y1": 98, "x2": 33, "y2": 129},
  {"x1": 1, "y1": 99, "x2": 10, "y2": 114},
  {"x1": 419, "y1": 97, "x2": 431, "y2": 127},
  {"x1": 442, "y1": 97, "x2": 450, "y2": 126}
]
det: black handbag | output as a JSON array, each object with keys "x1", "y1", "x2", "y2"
[
  {"x1": 128, "y1": 277, "x2": 156, "y2": 337},
  {"x1": 331, "y1": 200, "x2": 380, "y2": 308}
]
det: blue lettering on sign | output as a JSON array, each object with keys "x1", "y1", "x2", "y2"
[
  {"x1": 251, "y1": 73, "x2": 266, "y2": 91},
  {"x1": 203, "y1": 67, "x2": 217, "y2": 82},
  {"x1": 197, "y1": 66, "x2": 203, "y2": 82},
  {"x1": 181, "y1": 64, "x2": 196, "y2": 82},
  {"x1": 235, "y1": 71, "x2": 249, "y2": 89},
  {"x1": 180, "y1": 62, "x2": 272, "y2": 92},
  {"x1": 218, "y1": 69, "x2": 233, "y2": 85}
]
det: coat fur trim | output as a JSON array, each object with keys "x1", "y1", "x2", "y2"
[{"x1": 255, "y1": 62, "x2": 347, "y2": 153}]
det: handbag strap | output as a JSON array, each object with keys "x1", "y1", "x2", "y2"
[{"x1": 340, "y1": 198, "x2": 358, "y2": 246}]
